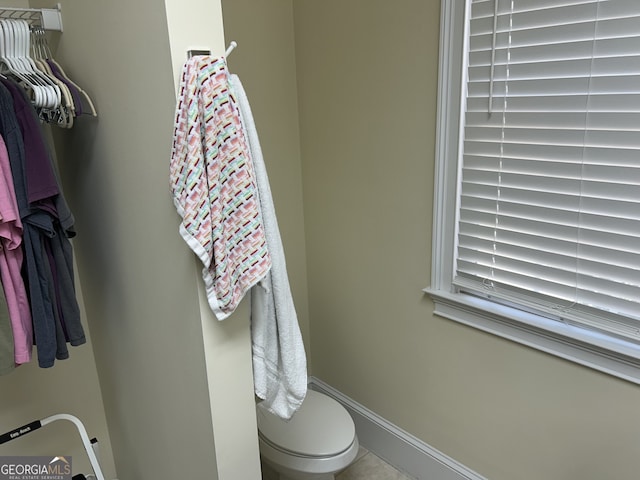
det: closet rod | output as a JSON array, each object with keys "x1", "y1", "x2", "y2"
[{"x1": 0, "y1": 3, "x2": 63, "y2": 32}]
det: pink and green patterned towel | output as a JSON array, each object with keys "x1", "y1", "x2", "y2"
[{"x1": 170, "y1": 55, "x2": 271, "y2": 320}]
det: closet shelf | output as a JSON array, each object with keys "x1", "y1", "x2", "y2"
[{"x1": 0, "y1": 3, "x2": 63, "y2": 32}]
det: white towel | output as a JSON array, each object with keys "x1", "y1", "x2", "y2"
[{"x1": 230, "y1": 74, "x2": 307, "y2": 420}]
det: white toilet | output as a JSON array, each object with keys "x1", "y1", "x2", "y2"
[{"x1": 257, "y1": 389, "x2": 360, "y2": 480}]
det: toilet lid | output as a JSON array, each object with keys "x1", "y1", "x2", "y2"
[{"x1": 257, "y1": 390, "x2": 356, "y2": 457}]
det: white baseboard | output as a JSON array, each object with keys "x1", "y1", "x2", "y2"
[{"x1": 308, "y1": 377, "x2": 487, "y2": 480}]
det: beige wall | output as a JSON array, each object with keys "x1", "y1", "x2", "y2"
[
  {"x1": 220, "y1": 0, "x2": 311, "y2": 360},
  {"x1": 4, "y1": 1, "x2": 639, "y2": 480},
  {"x1": 0, "y1": 1, "x2": 115, "y2": 478},
  {"x1": 292, "y1": 1, "x2": 640, "y2": 480},
  {"x1": 0, "y1": 275, "x2": 116, "y2": 479},
  {"x1": 5, "y1": 0, "x2": 260, "y2": 479},
  {"x1": 44, "y1": 1, "x2": 218, "y2": 475}
]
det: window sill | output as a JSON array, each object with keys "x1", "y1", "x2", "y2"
[{"x1": 423, "y1": 288, "x2": 640, "y2": 385}]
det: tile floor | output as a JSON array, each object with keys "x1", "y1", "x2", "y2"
[
  {"x1": 261, "y1": 447, "x2": 413, "y2": 480},
  {"x1": 336, "y1": 447, "x2": 413, "y2": 480}
]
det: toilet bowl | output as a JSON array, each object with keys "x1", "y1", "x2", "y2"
[{"x1": 257, "y1": 389, "x2": 359, "y2": 480}]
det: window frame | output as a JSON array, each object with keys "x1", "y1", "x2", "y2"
[{"x1": 425, "y1": 0, "x2": 640, "y2": 384}]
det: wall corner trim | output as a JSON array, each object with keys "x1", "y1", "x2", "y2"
[{"x1": 308, "y1": 377, "x2": 488, "y2": 480}]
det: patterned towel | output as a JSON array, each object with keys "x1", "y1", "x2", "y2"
[{"x1": 170, "y1": 55, "x2": 271, "y2": 320}]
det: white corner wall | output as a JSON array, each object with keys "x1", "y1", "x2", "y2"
[{"x1": 164, "y1": 1, "x2": 262, "y2": 478}]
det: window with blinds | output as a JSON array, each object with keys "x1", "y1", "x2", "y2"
[{"x1": 455, "y1": 0, "x2": 640, "y2": 343}]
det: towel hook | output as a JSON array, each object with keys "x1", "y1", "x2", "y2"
[{"x1": 225, "y1": 41, "x2": 237, "y2": 57}]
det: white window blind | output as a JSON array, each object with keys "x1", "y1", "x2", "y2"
[{"x1": 456, "y1": 0, "x2": 640, "y2": 342}]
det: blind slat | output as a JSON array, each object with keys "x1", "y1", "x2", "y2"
[{"x1": 458, "y1": 0, "x2": 640, "y2": 335}]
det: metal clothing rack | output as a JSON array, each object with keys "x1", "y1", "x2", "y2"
[{"x1": 0, "y1": 3, "x2": 63, "y2": 32}]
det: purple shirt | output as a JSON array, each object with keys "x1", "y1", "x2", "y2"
[
  {"x1": 0, "y1": 135, "x2": 32, "y2": 364},
  {"x1": 0, "y1": 78, "x2": 59, "y2": 205}
]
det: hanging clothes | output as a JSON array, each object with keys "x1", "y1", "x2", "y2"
[
  {"x1": 0, "y1": 77, "x2": 84, "y2": 371},
  {"x1": 0, "y1": 134, "x2": 32, "y2": 366}
]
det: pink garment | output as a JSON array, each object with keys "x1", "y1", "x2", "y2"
[
  {"x1": 170, "y1": 55, "x2": 271, "y2": 320},
  {"x1": 0, "y1": 135, "x2": 32, "y2": 364}
]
